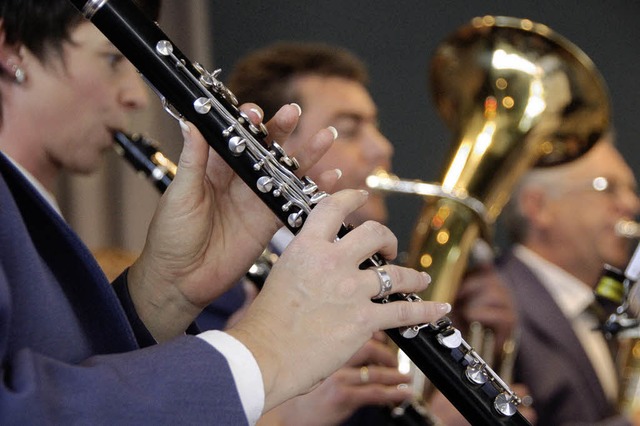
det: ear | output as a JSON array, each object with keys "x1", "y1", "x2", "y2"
[
  {"x1": 0, "y1": 19, "x2": 24, "y2": 82},
  {"x1": 519, "y1": 186, "x2": 554, "y2": 229}
]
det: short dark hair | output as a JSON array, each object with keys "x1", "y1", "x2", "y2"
[
  {"x1": 0, "y1": 0, "x2": 160, "y2": 120},
  {"x1": 226, "y1": 41, "x2": 369, "y2": 121},
  {"x1": 0, "y1": 0, "x2": 160, "y2": 62}
]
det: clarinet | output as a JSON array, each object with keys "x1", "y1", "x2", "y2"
[
  {"x1": 73, "y1": 1, "x2": 530, "y2": 424},
  {"x1": 113, "y1": 131, "x2": 280, "y2": 291},
  {"x1": 112, "y1": 131, "x2": 434, "y2": 425},
  {"x1": 113, "y1": 131, "x2": 175, "y2": 192}
]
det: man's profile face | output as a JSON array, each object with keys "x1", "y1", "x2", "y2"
[{"x1": 290, "y1": 75, "x2": 393, "y2": 225}]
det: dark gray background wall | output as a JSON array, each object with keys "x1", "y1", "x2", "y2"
[{"x1": 209, "y1": 1, "x2": 640, "y2": 254}]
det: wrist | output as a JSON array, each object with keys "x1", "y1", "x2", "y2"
[
  {"x1": 227, "y1": 316, "x2": 297, "y2": 412},
  {"x1": 128, "y1": 258, "x2": 201, "y2": 341}
]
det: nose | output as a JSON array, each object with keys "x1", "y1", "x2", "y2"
[
  {"x1": 118, "y1": 62, "x2": 149, "y2": 110},
  {"x1": 364, "y1": 126, "x2": 394, "y2": 167}
]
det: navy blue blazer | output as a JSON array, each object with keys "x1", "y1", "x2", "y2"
[
  {"x1": 496, "y1": 251, "x2": 630, "y2": 426},
  {"x1": 0, "y1": 153, "x2": 249, "y2": 425}
]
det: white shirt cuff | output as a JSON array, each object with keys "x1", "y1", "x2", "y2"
[{"x1": 197, "y1": 330, "x2": 264, "y2": 424}]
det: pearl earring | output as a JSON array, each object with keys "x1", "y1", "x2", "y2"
[{"x1": 13, "y1": 65, "x2": 25, "y2": 84}]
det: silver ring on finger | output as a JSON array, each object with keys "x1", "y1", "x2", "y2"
[{"x1": 371, "y1": 266, "x2": 392, "y2": 299}]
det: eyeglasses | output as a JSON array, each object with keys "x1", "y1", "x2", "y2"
[{"x1": 574, "y1": 176, "x2": 639, "y2": 199}]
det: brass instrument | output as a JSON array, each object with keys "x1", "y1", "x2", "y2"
[
  {"x1": 406, "y1": 15, "x2": 610, "y2": 307},
  {"x1": 369, "y1": 16, "x2": 610, "y2": 386},
  {"x1": 594, "y1": 232, "x2": 640, "y2": 415},
  {"x1": 618, "y1": 333, "x2": 640, "y2": 418},
  {"x1": 616, "y1": 219, "x2": 640, "y2": 239},
  {"x1": 368, "y1": 169, "x2": 519, "y2": 387}
]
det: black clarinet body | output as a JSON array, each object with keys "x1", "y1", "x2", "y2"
[
  {"x1": 113, "y1": 131, "x2": 279, "y2": 291},
  {"x1": 113, "y1": 132, "x2": 175, "y2": 192},
  {"x1": 112, "y1": 132, "x2": 430, "y2": 425},
  {"x1": 72, "y1": 1, "x2": 531, "y2": 424}
]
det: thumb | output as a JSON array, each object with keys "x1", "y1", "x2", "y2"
[{"x1": 172, "y1": 120, "x2": 210, "y2": 190}]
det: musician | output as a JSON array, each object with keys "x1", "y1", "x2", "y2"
[
  {"x1": 206, "y1": 41, "x2": 525, "y2": 425},
  {"x1": 209, "y1": 41, "x2": 406, "y2": 425},
  {"x1": 0, "y1": 1, "x2": 450, "y2": 424},
  {"x1": 463, "y1": 134, "x2": 639, "y2": 425}
]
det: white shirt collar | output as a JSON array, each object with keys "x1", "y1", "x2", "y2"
[
  {"x1": 513, "y1": 244, "x2": 594, "y2": 318},
  {"x1": 3, "y1": 153, "x2": 62, "y2": 216}
]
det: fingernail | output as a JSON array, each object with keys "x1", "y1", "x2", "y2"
[
  {"x1": 335, "y1": 168, "x2": 343, "y2": 180},
  {"x1": 327, "y1": 126, "x2": 338, "y2": 140},
  {"x1": 290, "y1": 103, "x2": 302, "y2": 116},
  {"x1": 250, "y1": 107, "x2": 263, "y2": 121},
  {"x1": 397, "y1": 384, "x2": 414, "y2": 398},
  {"x1": 359, "y1": 189, "x2": 369, "y2": 197},
  {"x1": 421, "y1": 272, "x2": 431, "y2": 286},
  {"x1": 436, "y1": 303, "x2": 452, "y2": 314},
  {"x1": 179, "y1": 120, "x2": 190, "y2": 134}
]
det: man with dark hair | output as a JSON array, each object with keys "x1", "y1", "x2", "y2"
[
  {"x1": 0, "y1": 2, "x2": 448, "y2": 424},
  {"x1": 228, "y1": 41, "x2": 391, "y2": 228}
]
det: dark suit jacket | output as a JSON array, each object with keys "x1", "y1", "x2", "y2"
[
  {"x1": 497, "y1": 251, "x2": 630, "y2": 426},
  {"x1": 0, "y1": 153, "x2": 249, "y2": 425}
]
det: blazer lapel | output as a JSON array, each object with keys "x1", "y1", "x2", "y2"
[
  {"x1": 500, "y1": 252, "x2": 610, "y2": 411},
  {"x1": 0, "y1": 153, "x2": 138, "y2": 353}
]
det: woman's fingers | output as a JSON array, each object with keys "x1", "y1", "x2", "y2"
[{"x1": 372, "y1": 297, "x2": 452, "y2": 332}]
